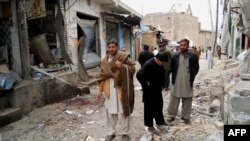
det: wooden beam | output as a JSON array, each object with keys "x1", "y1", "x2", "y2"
[{"x1": 16, "y1": 0, "x2": 30, "y2": 79}]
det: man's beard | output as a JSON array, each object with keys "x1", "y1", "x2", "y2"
[{"x1": 180, "y1": 48, "x2": 188, "y2": 53}]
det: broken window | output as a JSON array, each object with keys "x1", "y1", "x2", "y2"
[{"x1": 77, "y1": 13, "x2": 101, "y2": 70}]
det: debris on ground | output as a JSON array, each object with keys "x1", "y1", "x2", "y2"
[{"x1": 0, "y1": 58, "x2": 238, "y2": 141}]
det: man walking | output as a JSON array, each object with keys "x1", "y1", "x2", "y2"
[
  {"x1": 167, "y1": 39, "x2": 199, "y2": 124},
  {"x1": 138, "y1": 45, "x2": 154, "y2": 67},
  {"x1": 136, "y1": 52, "x2": 169, "y2": 133},
  {"x1": 207, "y1": 46, "x2": 213, "y2": 69},
  {"x1": 98, "y1": 39, "x2": 135, "y2": 141},
  {"x1": 217, "y1": 46, "x2": 221, "y2": 60}
]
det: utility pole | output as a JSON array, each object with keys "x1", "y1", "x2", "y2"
[
  {"x1": 213, "y1": 0, "x2": 219, "y2": 56},
  {"x1": 208, "y1": 0, "x2": 215, "y2": 54}
]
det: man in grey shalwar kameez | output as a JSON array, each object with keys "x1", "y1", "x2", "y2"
[{"x1": 167, "y1": 39, "x2": 199, "y2": 124}]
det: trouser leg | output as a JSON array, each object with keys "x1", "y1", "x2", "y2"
[
  {"x1": 208, "y1": 61, "x2": 211, "y2": 69},
  {"x1": 154, "y1": 96, "x2": 165, "y2": 125},
  {"x1": 211, "y1": 59, "x2": 214, "y2": 68},
  {"x1": 164, "y1": 70, "x2": 170, "y2": 89},
  {"x1": 208, "y1": 59, "x2": 213, "y2": 69},
  {"x1": 168, "y1": 95, "x2": 180, "y2": 118},
  {"x1": 118, "y1": 114, "x2": 130, "y2": 135},
  {"x1": 106, "y1": 109, "x2": 118, "y2": 135},
  {"x1": 181, "y1": 98, "x2": 192, "y2": 119},
  {"x1": 144, "y1": 101, "x2": 154, "y2": 127}
]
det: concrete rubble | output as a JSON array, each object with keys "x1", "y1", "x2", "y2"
[{"x1": 224, "y1": 52, "x2": 250, "y2": 125}]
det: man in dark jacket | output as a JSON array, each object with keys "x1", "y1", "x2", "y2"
[
  {"x1": 167, "y1": 39, "x2": 199, "y2": 124},
  {"x1": 138, "y1": 45, "x2": 154, "y2": 67},
  {"x1": 136, "y1": 52, "x2": 169, "y2": 134}
]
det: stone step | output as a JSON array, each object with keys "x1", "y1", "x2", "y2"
[
  {"x1": 0, "y1": 107, "x2": 22, "y2": 127},
  {"x1": 240, "y1": 73, "x2": 250, "y2": 80},
  {"x1": 227, "y1": 92, "x2": 250, "y2": 124},
  {"x1": 224, "y1": 62, "x2": 239, "y2": 69}
]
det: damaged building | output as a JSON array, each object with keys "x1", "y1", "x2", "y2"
[
  {"x1": 142, "y1": 2, "x2": 213, "y2": 50},
  {"x1": 219, "y1": 0, "x2": 250, "y2": 125},
  {"x1": 140, "y1": 24, "x2": 169, "y2": 51},
  {"x1": 219, "y1": 0, "x2": 250, "y2": 58},
  {"x1": 0, "y1": 0, "x2": 141, "y2": 127}
]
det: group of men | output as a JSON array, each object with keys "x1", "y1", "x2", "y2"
[{"x1": 97, "y1": 38, "x2": 199, "y2": 141}]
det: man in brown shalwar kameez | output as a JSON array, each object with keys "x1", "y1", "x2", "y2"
[
  {"x1": 97, "y1": 39, "x2": 135, "y2": 141},
  {"x1": 167, "y1": 39, "x2": 199, "y2": 124}
]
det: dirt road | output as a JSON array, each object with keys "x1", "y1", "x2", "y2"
[{"x1": 1, "y1": 55, "x2": 238, "y2": 141}]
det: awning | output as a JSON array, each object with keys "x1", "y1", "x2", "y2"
[{"x1": 103, "y1": 12, "x2": 141, "y2": 26}]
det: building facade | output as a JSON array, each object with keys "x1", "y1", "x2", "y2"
[
  {"x1": 142, "y1": 3, "x2": 212, "y2": 50},
  {"x1": 0, "y1": 0, "x2": 141, "y2": 126},
  {"x1": 219, "y1": 0, "x2": 250, "y2": 58},
  {"x1": 0, "y1": 0, "x2": 141, "y2": 79},
  {"x1": 198, "y1": 30, "x2": 213, "y2": 49}
]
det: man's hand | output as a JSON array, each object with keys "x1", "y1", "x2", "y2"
[
  {"x1": 96, "y1": 92, "x2": 105, "y2": 106},
  {"x1": 96, "y1": 93, "x2": 103, "y2": 102},
  {"x1": 115, "y1": 60, "x2": 123, "y2": 69}
]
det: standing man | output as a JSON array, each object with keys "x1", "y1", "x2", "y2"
[
  {"x1": 167, "y1": 39, "x2": 199, "y2": 124},
  {"x1": 136, "y1": 52, "x2": 169, "y2": 133},
  {"x1": 173, "y1": 45, "x2": 180, "y2": 54},
  {"x1": 158, "y1": 43, "x2": 172, "y2": 91},
  {"x1": 153, "y1": 47, "x2": 159, "y2": 56},
  {"x1": 138, "y1": 45, "x2": 154, "y2": 67},
  {"x1": 197, "y1": 47, "x2": 202, "y2": 59},
  {"x1": 192, "y1": 46, "x2": 200, "y2": 59},
  {"x1": 207, "y1": 46, "x2": 213, "y2": 69},
  {"x1": 217, "y1": 46, "x2": 221, "y2": 60},
  {"x1": 98, "y1": 39, "x2": 135, "y2": 141}
]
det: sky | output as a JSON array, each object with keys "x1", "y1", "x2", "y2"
[{"x1": 121, "y1": 0, "x2": 223, "y2": 31}]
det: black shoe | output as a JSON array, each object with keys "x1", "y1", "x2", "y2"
[
  {"x1": 105, "y1": 135, "x2": 115, "y2": 141},
  {"x1": 122, "y1": 134, "x2": 130, "y2": 141},
  {"x1": 147, "y1": 126, "x2": 160, "y2": 135},
  {"x1": 155, "y1": 124, "x2": 169, "y2": 131},
  {"x1": 148, "y1": 126, "x2": 156, "y2": 133},
  {"x1": 181, "y1": 117, "x2": 191, "y2": 124},
  {"x1": 167, "y1": 117, "x2": 175, "y2": 122}
]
